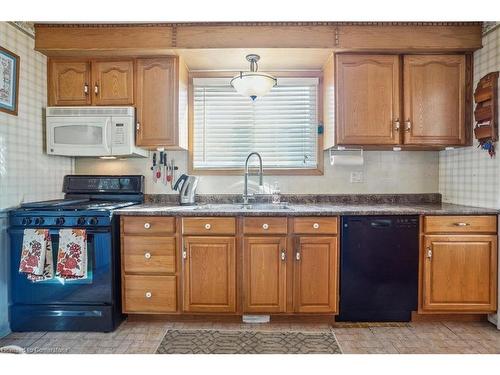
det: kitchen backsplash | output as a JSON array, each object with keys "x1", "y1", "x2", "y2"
[
  {"x1": 76, "y1": 150, "x2": 439, "y2": 195},
  {"x1": 439, "y1": 24, "x2": 500, "y2": 209},
  {"x1": 0, "y1": 22, "x2": 74, "y2": 210}
]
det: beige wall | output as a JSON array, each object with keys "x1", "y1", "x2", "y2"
[
  {"x1": 439, "y1": 24, "x2": 500, "y2": 209},
  {"x1": 76, "y1": 150, "x2": 439, "y2": 195}
]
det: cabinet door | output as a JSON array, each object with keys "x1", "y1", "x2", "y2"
[
  {"x1": 243, "y1": 237, "x2": 287, "y2": 313},
  {"x1": 183, "y1": 236, "x2": 236, "y2": 313},
  {"x1": 48, "y1": 60, "x2": 91, "y2": 106},
  {"x1": 336, "y1": 54, "x2": 401, "y2": 145},
  {"x1": 136, "y1": 57, "x2": 178, "y2": 147},
  {"x1": 294, "y1": 236, "x2": 339, "y2": 313},
  {"x1": 422, "y1": 235, "x2": 497, "y2": 312},
  {"x1": 92, "y1": 60, "x2": 134, "y2": 105},
  {"x1": 403, "y1": 55, "x2": 466, "y2": 146}
]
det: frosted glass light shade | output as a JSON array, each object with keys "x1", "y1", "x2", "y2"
[{"x1": 230, "y1": 73, "x2": 277, "y2": 101}]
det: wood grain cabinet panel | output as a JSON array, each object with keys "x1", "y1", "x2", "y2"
[
  {"x1": 293, "y1": 217, "x2": 338, "y2": 235},
  {"x1": 92, "y1": 60, "x2": 134, "y2": 105},
  {"x1": 336, "y1": 54, "x2": 401, "y2": 145},
  {"x1": 421, "y1": 234, "x2": 497, "y2": 313},
  {"x1": 183, "y1": 236, "x2": 236, "y2": 313},
  {"x1": 135, "y1": 57, "x2": 178, "y2": 147},
  {"x1": 403, "y1": 55, "x2": 466, "y2": 146},
  {"x1": 424, "y1": 215, "x2": 497, "y2": 234},
  {"x1": 243, "y1": 237, "x2": 287, "y2": 313},
  {"x1": 122, "y1": 216, "x2": 176, "y2": 236},
  {"x1": 182, "y1": 217, "x2": 236, "y2": 235},
  {"x1": 243, "y1": 217, "x2": 288, "y2": 235},
  {"x1": 123, "y1": 236, "x2": 176, "y2": 274},
  {"x1": 48, "y1": 60, "x2": 91, "y2": 106},
  {"x1": 293, "y1": 236, "x2": 339, "y2": 313},
  {"x1": 123, "y1": 275, "x2": 177, "y2": 313}
]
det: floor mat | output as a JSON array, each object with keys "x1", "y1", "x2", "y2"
[{"x1": 156, "y1": 329, "x2": 342, "y2": 354}]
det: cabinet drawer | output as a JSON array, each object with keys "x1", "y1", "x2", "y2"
[
  {"x1": 424, "y1": 216, "x2": 497, "y2": 233},
  {"x1": 243, "y1": 217, "x2": 288, "y2": 235},
  {"x1": 122, "y1": 216, "x2": 176, "y2": 235},
  {"x1": 123, "y1": 236, "x2": 176, "y2": 274},
  {"x1": 182, "y1": 217, "x2": 236, "y2": 235},
  {"x1": 123, "y1": 275, "x2": 177, "y2": 313},
  {"x1": 293, "y1": 217, "x2": 338, "y2": 234}
]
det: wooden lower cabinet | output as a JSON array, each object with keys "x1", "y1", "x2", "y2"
[
  {"x1": 421, "y1": 234, "x2": 497, "y2": 313},
  {"x1": 183, "y1": 236, "x2": 237, "y2": 313},
  {"x1": 243, "y1": 236, "x2": 287, "y2": 313},
  {"x1": 293, "y1": 236, "x2": 339, "y2": 313}
]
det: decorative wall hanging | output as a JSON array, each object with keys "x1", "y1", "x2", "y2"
[
  {"x1": 473, "y1": 71, "x2": 498, "y2": 157},
  {"x1": 0, "y1": 46, "x2": 20, "y2": 116}
]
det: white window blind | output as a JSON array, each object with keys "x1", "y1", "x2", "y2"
[{"x1": 192, "y1": 77, "x2": 319, "y2": 170}]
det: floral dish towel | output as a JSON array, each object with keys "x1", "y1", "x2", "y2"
[
  {"x1": 19, "y1": 229, "x2": 54, "y2": 282},
  {"x1": 56, "y1": 229, "x2": 88, "y2": 280}
]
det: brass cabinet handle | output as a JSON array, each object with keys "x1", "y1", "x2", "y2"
[
  {"x1": 182, "y1": 249, "x2": 187, "y2": 259},
  {"x1": 393, "y1": 119, "x2": 400, "y2": 131},
  {"x1": 453, "y1": 222, "x2": 470, "y2": 227},
  {"x1": 84, "y1": 83, "x2": 89, "y2": 95},
  {"x1": 280, "y1": 249, "x2": 286, "y2": 261},
  {"x1": 295, "y1": 251, "x2": 301, "y2": 261},
  {"x1": 136, "y1": 122, "x2": 141, "y2": 131},
  {"x1": 94, "y1": 84, "x2": 99, "y2": 95},
  {"x1": 426, "y1": 247, "x2": 432, "y2": 259},
  {"x1": 405, "y1": 119, "x2": 411, "y2": 132}
]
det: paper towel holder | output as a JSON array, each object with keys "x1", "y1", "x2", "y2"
[{"x1": 329, "y1": 147, "x2": 364, "y2": 166}]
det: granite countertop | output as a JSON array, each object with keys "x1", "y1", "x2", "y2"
[{"x1": 114, "y1": 202, "x2": 499, "y2": 217}]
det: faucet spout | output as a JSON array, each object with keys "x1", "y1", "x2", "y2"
[{"x1": 243, "y1": 152, "x2": 264, "y2": 205}]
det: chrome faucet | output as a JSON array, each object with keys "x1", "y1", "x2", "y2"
[{"x1": 243, "y1": 152, "x2": 264, "y2": 205}]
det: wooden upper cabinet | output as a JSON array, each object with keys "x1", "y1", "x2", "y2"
[
  {"x1": 182, "y1": 236, "x2": 236, "y2": 313},
  {"x1": 403, "y1": 55, "x2": 467, "y2": 146},
  {"x1": 336, "y1": 54, "x2": 401, "y2": 145},
  {"x1": 421, "y1": 234, "x2": 497, "y2": 313},
  {"x1": 92, "y1": 60, "x2": 134, "y2": 105},
  {"x1": 48, "y1": 60, "x2": 91, "y2": 106},
  {"x1": 243, "y1": 237, "x2": 287, "y2": 313},
  {"x1": 294, "y1": 236, "x2": 339, "y2": 313},
  {"x1": 135, "y1": 56, "x2": 188, "y2": 149}
]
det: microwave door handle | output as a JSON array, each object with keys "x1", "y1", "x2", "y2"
[{"x1": 105, "y1": 118, "x2": 113, "y2": 155}]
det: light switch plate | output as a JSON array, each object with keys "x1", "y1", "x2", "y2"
[{"x1": 350, "y1": 171, "x2": 364, "y2": 183}]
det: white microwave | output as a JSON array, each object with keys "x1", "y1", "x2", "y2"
[{"x1": 46, "y1": 106, "x2": 148, "y2": 158}]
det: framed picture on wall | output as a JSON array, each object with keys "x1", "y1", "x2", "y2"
[{"x1": 0, "y1": 46, "x2": 20, "y2": 116}]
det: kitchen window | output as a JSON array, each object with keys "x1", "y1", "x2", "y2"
[{"x1": 190, "y1": 75, "x2": 322, "y2": 174}]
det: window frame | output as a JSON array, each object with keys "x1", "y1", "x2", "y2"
[{"x1": 188, "y1": 70, "x2": 324, "y2": 176}]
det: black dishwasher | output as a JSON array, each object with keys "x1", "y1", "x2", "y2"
[{"x1": 337, "y1": 216, "x2": 419, "y2": 322}]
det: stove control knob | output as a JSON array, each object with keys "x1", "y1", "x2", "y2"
[
  {"x1": 77, "y1": 217, "x2": 87, "y2": 226},
  {"x1": 89, "y1": 217, "x2": 99, "y2": 225},
  {"x1": 34, "y1": 217, "x2": 45, "y2": 225},
  {"x1": 21, "y1": 217, "x2": 32, "y2": 225},
  {"x1": 55, "y1": 217, "x2": 65, "y2": 225}
]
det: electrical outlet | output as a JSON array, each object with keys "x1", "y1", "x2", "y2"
[{"x1": 350, "y1": 171, "x2": 364, "y2": 183}]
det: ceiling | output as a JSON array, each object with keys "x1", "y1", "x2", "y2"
[{"x1": 176, "y1": 48, "x2": 333, "y2": 71}]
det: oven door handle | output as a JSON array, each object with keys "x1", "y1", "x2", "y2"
[{"x1": 8, "y1": 227, "x2": 111, "y2": 235}]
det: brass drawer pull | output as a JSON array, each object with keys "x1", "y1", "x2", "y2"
[
  {"x1": 453, "y1": 222, "x2": 470, "y2": 227},
  {"x1": 280, "y1": 249, "x2": 286, "y2": 261},
  {"x1": 145, "y1": 292, "x2": 152, "y2": 298},
  {"x1": 204, "y1": 223, "x2": 211, "y2": 230},
  {"x1": 144, "y1": 252, "x2": 151, "y2": 259},
  {"x1": 313, "y1": 223, "x2": 320, "y2": 229},
  {"x1": 262, "y1": 223, "x2": 269, "y2": 230},
  {"x1": 144, "y1": 222, "x2": 151, "y2": 229}
]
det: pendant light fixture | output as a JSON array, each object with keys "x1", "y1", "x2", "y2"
[{"x1": 230, "y1": 54, "x2": 277, "y2": 101}]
